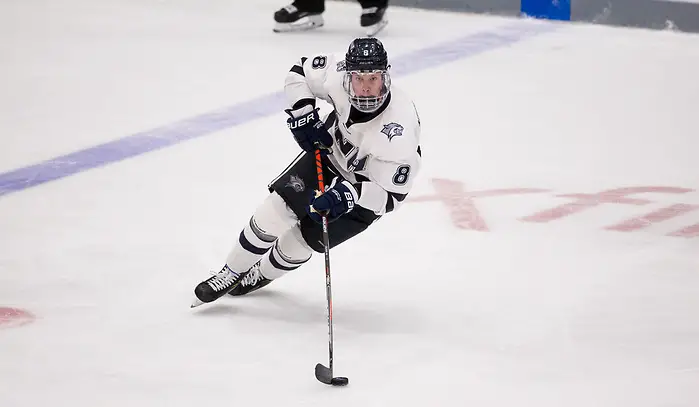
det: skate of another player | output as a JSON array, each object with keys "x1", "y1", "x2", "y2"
[{"x1": 273, "y1": 1, "x2": 388, "y2": 36}]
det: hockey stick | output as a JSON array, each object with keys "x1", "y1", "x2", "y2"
[{"x1": 313, "y1": 148, "x2": 349, "y2": 387}]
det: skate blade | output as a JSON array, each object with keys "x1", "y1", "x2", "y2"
[
  {"x1": 190, "y1": 297, "x2": 204, "y2": 308},
  {"x1": 273, "y1": 15, "x2": 324, "y2": 33},
  {"x1": 365, "y1": 19, "x2": 388, "y2": 37}
]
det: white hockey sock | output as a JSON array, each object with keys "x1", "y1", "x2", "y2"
[
  {"x1": 225, "y1": 192, "x2": 298, "y2": 272},
  {"x1": 259, "y1": 225, "x2": 313, "y2": 280}
]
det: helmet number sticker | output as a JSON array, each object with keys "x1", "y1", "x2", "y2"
[{"x1": 312, "y1": 56, "x2": 327, "y2": 69}]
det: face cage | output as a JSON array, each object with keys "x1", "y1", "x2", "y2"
[{"x1": 342, "y1": 70, "x2": 391, "y2": 113}]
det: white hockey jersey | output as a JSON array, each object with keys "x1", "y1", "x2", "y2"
[{"x1": 284, "y1": 52, "x2": 422, "y2": 217}]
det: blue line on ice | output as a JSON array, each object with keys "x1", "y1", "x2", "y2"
[{"x1": 0, "y1": 21, "x2": 556, "y2": 197}]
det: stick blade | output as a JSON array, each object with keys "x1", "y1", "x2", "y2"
[
  {"x1": 315, "y1": 363, "x2": 349, "y2": 386},
  {"x1": 315, "y1": 363, "x2": 333, "y2": 384}
]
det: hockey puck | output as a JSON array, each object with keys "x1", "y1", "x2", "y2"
[{"x1": 331, "y1": 377, "x2": 349, "y2": 386}]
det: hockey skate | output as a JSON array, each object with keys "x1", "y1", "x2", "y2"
[
  {"x1": 228, "y1": 261, "x2": 273, "y2": 296},
  {"x1": 361, "y1": 7, "x2": 388, "y2": 37},
  {"x1": 191, "y1": 265, "x2": 244, "y2": 308},
  {"x1": 273, "y1": 3, "x2": 324, "y2": 33}
]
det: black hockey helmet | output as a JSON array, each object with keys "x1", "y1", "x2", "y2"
[
  {"x1": 342, "y1": 37, "x2": 391, "y2": 112},
  {"x1": 345, "y1": 37, "x2": 389, "y2": 71}
]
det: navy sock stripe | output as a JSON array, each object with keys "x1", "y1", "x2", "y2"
[
  {"x1": 269, "y1": 249, "x2": 301, "y2": 271},
  {"x1": 238, "y1": 231, "x2": 269, "y2": 255},
  {"x1": 249, "y1": 217, "x2": 277, "y2": 243},
  {"x1": 275, "y1": 245, "x2": 311, "y2": 265}
]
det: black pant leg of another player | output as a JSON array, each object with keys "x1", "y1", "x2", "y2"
[
  {"x1": 357, "y1": 0, "x2": 388, "y2": 9},
  {"x1": 293, "y1": 0, "x2": 325, "y2": 13}
]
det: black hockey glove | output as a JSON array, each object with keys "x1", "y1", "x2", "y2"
[
  {"x1": 285, "y1": 106, "x2": 333, "y2": 155},
  {"x1": 307, "y1": 177, "x2": 359, "y2": 223}
]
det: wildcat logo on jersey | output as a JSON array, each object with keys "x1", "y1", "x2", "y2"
[
  {"x1": 381, "y1": 123, "x2": 404, "y2": 141},
  {"x1": 336, "y1": 60, "x2": 346, "y2": 72},
  {"x1": 285, "y1": 175, "x2": 305, "y2": 192}
]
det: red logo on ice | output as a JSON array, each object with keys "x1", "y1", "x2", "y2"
[
  {"x1": 0, "y1": 307, "x2": 35, "y2": 329},
  {"x1": 409, "y1": 178, "x2": 699, "y2": 238}
]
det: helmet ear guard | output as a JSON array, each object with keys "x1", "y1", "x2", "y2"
[{"x1": 343, "y1": 38, "x2": 391, "y2": 113}]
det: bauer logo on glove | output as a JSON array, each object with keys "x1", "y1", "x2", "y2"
[
  {"x1": 285, "y1": 106, "x2": 334, "y2": 154},
  {"x1": 307, "y1": 178, "x2": 359, "y2": 223},
  {"x1": 287, "y1": 111, "x2": 317, "y2": 129}
]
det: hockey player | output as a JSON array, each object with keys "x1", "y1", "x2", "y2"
[
  {"x1": 273, "y1": 0, "x2": 388, "y2": 36},
  {"x1": 191, "y1": 37, "x2": 421, "y2": 307}
]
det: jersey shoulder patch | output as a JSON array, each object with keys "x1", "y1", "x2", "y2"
[{"x1": 380, "y1": 122, "x2": 405, "y2": 142}]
